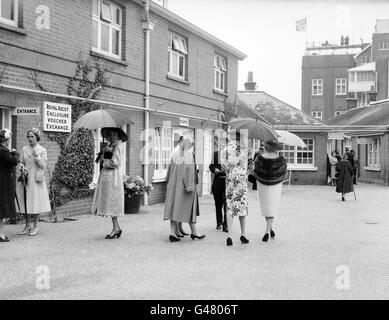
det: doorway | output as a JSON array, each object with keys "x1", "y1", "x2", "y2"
[{"x1": 202, "y1": 130, "x2": 213, "y2": 195}]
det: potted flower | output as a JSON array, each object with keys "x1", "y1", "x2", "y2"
[{"x1": 123, "y1": 175, "x2": 153, "y2": 214}]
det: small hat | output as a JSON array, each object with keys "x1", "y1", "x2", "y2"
[
  {"x1": 101, "y1": 127, "x2": 128, "y2": 142},
  {"x1": 0, "y1": 128, "x2": 12, "y2": 142},
  {"x1": 265, "y1": 140, "x2": 282, "y2": 150}
]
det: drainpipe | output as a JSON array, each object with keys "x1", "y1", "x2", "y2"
[{"x1": 142, "y1": 0, "x2": 153, "y2": 206}]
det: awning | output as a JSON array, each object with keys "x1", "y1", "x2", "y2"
[{"x1": 348, "y1": 62, "x2": 376, "y2": 72}]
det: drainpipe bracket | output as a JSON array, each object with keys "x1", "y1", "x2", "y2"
[{"x1": 142, "y1": 21, "x2": 154, "y2": 31}]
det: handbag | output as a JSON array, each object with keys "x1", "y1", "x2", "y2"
[{"x1": 35, "y1": 167, "x2": 45, "y2": 182}]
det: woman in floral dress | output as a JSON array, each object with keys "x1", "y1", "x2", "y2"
[{"x1": 221, "y1": 137, "x2": 249, "y2": 246}]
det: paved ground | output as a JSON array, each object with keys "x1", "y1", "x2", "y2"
[{"x1": 1, "y1": 183, "x2": 389, "y2": 300}]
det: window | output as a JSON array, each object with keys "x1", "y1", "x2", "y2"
[
  {"x1": 168, "y1": 33, "x2": 188, "y2": 79},
  {"x1": 312, "y1": 79, "x2": 323, "y2": 96},
  {"x1": 335, "y1": 111, "x2": 345, "y2": 116},
  {"x1": 311, "y1": 111, "x2": 322, "y2": 120},
  {"x1": 379, "y1": 41, "x2": 389, "y2": 50},
  {"x1": 92, "y1": 0, "x2": 122, "y2": 58},
  {"x1": 357, "y1": 93, "x2": 368, "y2": 107},
  {"x1": 367, "y1": 139, "x2": 380, "y2": 168},
  {"x1": 280, "y1": 138, "x2": 315, "y2": 168},
  {"x1": 153, "y1": 126, "x2": 194, "y2": 180},
  {"x1": 361, "y1": 56, "x2": 370, "y2": 64},
  {"x1": 335, "y1": 78, "x2": 347, "y2": 95},
  {"x1": 0, "y1": 0, "x2": 18, "y2": 27},
  {"x1": 214, "y1": 54, "x2": 227, "y2": 92},
  {"x1": 349, "y1": 72, "x2": 355, "y2": 83},
  {"x1": 356, "y1": 71, "x2": 374, "y2": 82}
]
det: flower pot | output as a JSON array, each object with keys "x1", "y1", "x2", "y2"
[{"x1": 125, "y1": 194, "x2": 142, "y2": 214}]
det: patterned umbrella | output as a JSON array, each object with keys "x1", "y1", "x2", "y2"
[
  {"x1": 276, "y1": 130, "x2": 307, "y2": 148},
  {"x1": 228, "y1": 117, "x2": 279, "y2": 141},
  {"x1": 73, "y1": 109, "x2": 133, "y2": 130}
]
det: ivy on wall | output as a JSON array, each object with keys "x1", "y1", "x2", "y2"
[{"x1": 30, "y1": 57, "x2": 109, "y2": 210}]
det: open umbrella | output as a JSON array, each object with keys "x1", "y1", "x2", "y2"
[
  {"x1": 276, "y1": 130, "x2": 307, "y2": 148},
  {"x1": 228, "y1": 117, "x2": 279, "y2": 141},
  {"x1": 73, "y1": 109, "x2": 133, "y2": 130}
]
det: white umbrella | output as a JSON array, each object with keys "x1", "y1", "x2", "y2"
[
  {"x1": 276, "y1": 130, "x2": 307, "y2": 148},
  {"x1": 229, "y1": 117, "x2": 279, "y2": 141}
]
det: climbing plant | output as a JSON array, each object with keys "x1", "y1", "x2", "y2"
[{"x1": 30, "y1": 57, "x2": 109, "y2": 209}]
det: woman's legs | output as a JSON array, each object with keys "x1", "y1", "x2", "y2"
[
  {"x1": 112, "y1": 217, "x2": 121, "y2": 232},
  {"x1": 170, "y1": 220, "x2": 177, "y2": 236},
  {"x1": 239, "y1": 216, "x2": 246, "y2": 237},
  {"x1": 342, "y1": 193, "x2": 345, "y2": 201},
  {"x1": 0, "y1": 219, "x2": 5, "y2": 237},
  {"x1": 19, "y1": 214, "x2": 31, "y2": 234},
  {"x1": 265, "y1": 217, "x2": 274, "y2": 234}
]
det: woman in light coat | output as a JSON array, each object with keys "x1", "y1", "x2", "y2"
[
  {"x1": 92, "y1": 127, "x2": 127, "y2": 239},
  {"x1": 328, "y1": 151, "x2": 338, "y2": 186},
  {"x1": 0, "y1": 129, "x2": 19, "y2": 242},
  {"x1": 17, "y1": 128, "x2": 51, "y2": 237},
  {"x1": 164, "y1": 137, "x2": 205, "y2": 242}
]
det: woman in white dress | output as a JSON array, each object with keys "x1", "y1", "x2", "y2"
[
  {"x1": 221, "y1": 137, "x2": 249, "y2": 246},
  {"x1": 253, "y1": 140, "x2": 287, "y2": 242},
  {"x1": 17, "y1": 128, "x2": 51, "y2": 236},
  {"x1": 328, "y1": 151, "x2": 338, "y2": 186}
]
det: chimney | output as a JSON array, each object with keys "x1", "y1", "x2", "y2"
[
  {"x1": 244, "y1": 71, "x2": 257, "y2": 91},
  {"x1": 346, "y1": 96, "x2": 357, "y2": 110},
  {"x1": 341, "y1": 35, "x2": 344, "y2": 45},
  {"x1": 345, "y1": 35, "x2": 349, "y2": 45},
  {"x1": 369, "y1": 91, "x2": 377, "y2": 103}
]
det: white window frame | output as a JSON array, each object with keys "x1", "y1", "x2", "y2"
[
  {"x1": 92, "y1": 0, "x2": 122, "y2": 59},
  {"x1": 280, "y1": 138, "x2": 316, "y2": 170},
  {"x1": 367, "y1": 139, "x2": 380, "y2": 169},
  {"x1": 311, "y1": 111, "x2": 322, "y2": 121},
  {"x1": 379, "y1": 41, "x2": 389, "y2": 50},
  {"x1": 214, "y1": 54, "x2": 227, "y2": 92},
  {"x1": 334, "y1": 111, "x2": 345, "y2": 116},
  {"x1": 153, "y1": 126, "x2": 194, "y2": 182},
  {"x1": 335, "y1": 78, "x2": 347, "y2": 95},
  {"x1": 0, "y1": 0, "x2": 18, "y2": 27},
  {"x1": 312, "y1": 79, "x2": 323, "y2": 96},
  {"x1": 168, "y1": 33, "x2": 187, "y2": 80}
]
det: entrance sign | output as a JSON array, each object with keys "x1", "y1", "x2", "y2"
[
  {"x1": 328, "y1": 132, "x2": 344, "y2": 140},
  {"x1": 43, "y1": 101, "x2": 72, "y2": 133},
  {"x1": 16, "y1": 107, "x2": 40, "y2": 116},
  {"x1": 179, "y1": 117, "x2": 189, "y2": 127}
]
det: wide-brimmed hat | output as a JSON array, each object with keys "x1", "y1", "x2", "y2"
[
  {"x1": 264, "y1": 139, "x2": 282, "y2": 151},
  {"x1": 101, "y1": 127, "x2": 128, "y2": 142}
]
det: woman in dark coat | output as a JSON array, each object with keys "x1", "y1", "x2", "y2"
[
  {"x1": 0, "y1": 129, "x2": 19, "y2": 242},
  {"x1": 335, "y1": 153, "x2": 354, "y2": 201}
]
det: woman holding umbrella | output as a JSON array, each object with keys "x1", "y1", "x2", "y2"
[{"x1": 92, "y1": 127, "x2": 127, "y2": 239}]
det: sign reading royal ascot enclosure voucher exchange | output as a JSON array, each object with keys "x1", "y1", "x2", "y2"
[{"x1": 43, "y1": 101, "x2": 72, "y2": 133}]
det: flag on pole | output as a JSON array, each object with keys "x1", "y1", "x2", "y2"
[{"x1": 296, "y1": 18, "x2": 307, "y2": 32}]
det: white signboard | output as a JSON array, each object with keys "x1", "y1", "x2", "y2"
[
  {"x1": 43, "y1": 101, "x2": 72, "y2": 133},
  {"x1": 179, "y1": 117, "x2": 189, "y2": 127},
  {"x1": 328, "y1": 132, "x2": 344, "y2": 140},
  {"x1": 357, "y1": 138, "x2": 373, "y2": 144},
  {"x1": 15, "y1": 107, "x2": 40, "y2": 116}
]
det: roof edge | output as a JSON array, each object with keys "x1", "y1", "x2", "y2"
[{"x1": 148, "y1": 1, "x2": 247, "y2": 60}]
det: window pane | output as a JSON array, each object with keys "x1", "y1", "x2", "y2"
[
  {"x1": 179, "y1": 38, "x2": 187, "y2": 54},
  {"x1": 92, "y1": 20, "x2": 98, "y2": 48},
  {"x1": 92, "y1": 0, "x2": 99, "y2": 16},
  {"x1": 1, "y1": 0, "x2": 14, "y2": 20},
  {"x1": 215, "y1": 71, "x2": 220, "y2": 88},
  {"x1": 172, "y1": 35, "x2": 180, "y2": 51},
  {"x1": 171, "y1": 52, "x2": 178, "y2": 75},
  {"x1": 112, "y1": 29, "x2": 120, "y2": 55},
  {"x1": 220, "y1": 72, "x2": 224, "y2": 90},
  {"x1": 179, "y1": 55, "x2": 184, "y2": 77},
  {"x1": 101, "y1": 24, "x2": 110, "y2": 52},
  {"x1": 114, "y1": 7, "x2": 120, "y2": 25},
  {"x1": 101, "y1": 1, "x2": 112, "y2": 21}
]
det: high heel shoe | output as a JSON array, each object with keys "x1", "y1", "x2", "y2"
[
  {"x1": 240, "y1": 235, "x2": 249, "y2": 244},
  {"x1": 29, "y1": 228, "x2": 39, "y2": 237},
  {"x1": 105, "y1": 229, "x2": 122, "y2": 239},
  {"x1": 270, "y1": 230, "x2": 275, "y2": 238},
  {"x1": 262, "y1": 233, "x2": 269, "y2": 242},
  {"x1": 18, "y1": 228, "x2": 31, "y2": 235},
  {"x1": 226, "y1": 237, "x2": 233, "y2": 246},
  {"x1": 0, "y1": 235, "x2": 9, "y2": 242},
  {"x1": 190, "y1": 234, "x2": 206, "y2": 240},
  {"x1": 179, "y1": 230, "x2": 189, "y2": 236},
  {"x1": 169, "y1": 235, "x2": 181, "y2": 242}
]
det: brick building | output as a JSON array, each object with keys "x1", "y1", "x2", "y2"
[
  {"x1": 0, "y1": 0, "x2": 246, "y2": 215},
  {"x1": 301, "y1": 39, "x2": 366, "y2": 122}
]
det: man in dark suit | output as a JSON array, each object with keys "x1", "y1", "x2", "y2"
[{"x1": 209, "y1": 138, "x2": 228, "y2": 232}]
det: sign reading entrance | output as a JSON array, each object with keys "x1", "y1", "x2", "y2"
[
  {"x1": 43, "y1": 101, "x2": 72, "y2": 133},
  {"x1": 328, "y1": 132, "x2": 344, "y2": 140},
  {"x1": 179, "y1": 117, "x2": 189, "y2": 127},
  {"x1": 16, "y1": 107, "x2": 40, "y2": 116},
  {"x1": 357, "y1": 138, "x2": 373, "y2": 144}
]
